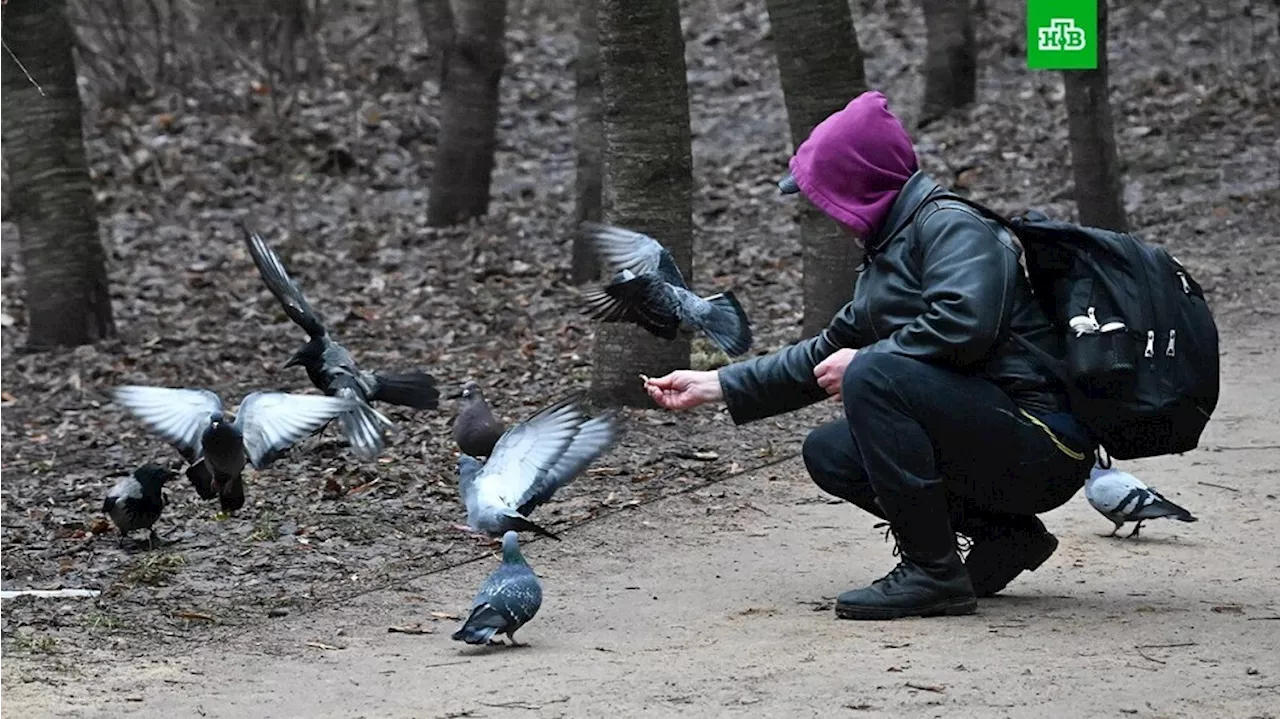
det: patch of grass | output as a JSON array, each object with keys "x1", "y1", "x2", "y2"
[
  {"x1": 123, "y1": 552, "x2": 187, "y2": 586},
  {"x1": 248, "y1": 511, "x2": 280, "y2": 542},
  {"x1": 85, "y1": 611, "x2": 126, "y2": 631},
  {"x1": 9, "y1": 632, "x2": 58, "y2": 653}
]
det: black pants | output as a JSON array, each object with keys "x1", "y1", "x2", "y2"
[{"x1": 802, "y1": 352, "x2": 1092, "y2": 539}]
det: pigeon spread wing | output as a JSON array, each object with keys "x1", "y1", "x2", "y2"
[
  {"x1": 457, "y1": 454, "x2": 485, "y2": 514},
  {"x1": 243, "y1": 227, "x2": 328, "y2": 339},
  {"x1": 581, "y1": 271, "x2": 681, "y2": 340},
  {"x1": 516, "y1": 411, "x2": 621, "y2": 517},
  {"x1": 234, "y1": 391, "x2": 356, "y2": 468},
  {"x1": 472, "y1": 395, "x2": 590, "y2": 513},
  {"x1": 113, "y1": 386, "x2": 225, "y2": 462},
  {"x1": 582, "y1": 222, "x2": 687, "y2": 289}
]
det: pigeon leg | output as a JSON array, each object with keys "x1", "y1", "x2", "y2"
[
  {"x1": 147, "y1": 530, "x2": 161, "y2": 550},
  {"x1": 1103, "y1": 523, "x2": 1122, "y2": 538},
  {"x1": 1126, "y1": 520, "x2": 1145, "y2": 539}
]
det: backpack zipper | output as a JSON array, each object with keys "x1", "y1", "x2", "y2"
[
  {"x1": 1144, "y1": 329, "x2": 1156, "y2": 357},
  {"x1": 1177, "y1": 271, "x2": 1190, "y2": 294},
  {"x1": 1165, "y1": 329, "x2": 1176, "y2": 357}
]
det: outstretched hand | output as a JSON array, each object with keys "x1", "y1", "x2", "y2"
[
  {"x1": 814, "y1": 348, "x2": 858, "y2": 400},
  {"x1": 642, "y1": 370, "x2": 723, "y2": 411}
]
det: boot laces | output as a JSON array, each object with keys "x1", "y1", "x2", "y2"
[{"x1": 873, "y1": 521, "x2": 901, "y2": 557}]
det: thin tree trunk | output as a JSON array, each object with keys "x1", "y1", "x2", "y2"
[
  {"x1": 919, "y1": 0, "x2": 977, "y2": 125},
  {"x1": 426, "y1": 0, "x2": 508, "y2": 227},
  {"x1": 2, "y1": 0, "x2": 116, "y2": 349},
  {"x1": 1063, "y1": 0, "x2": 1128, "y2": 231},
  {"x1": 571, "y1": 0, "x2": 603, "y2": 283},
  {"x1": 591, "y1": 0, "x2": 694, "y2": 407},
  {"x1": 416, "y1": 0, "x2": 456, "y2": 84},
  {"x1": 764, "y1": 0, "x2": 868, "y2": 338}
]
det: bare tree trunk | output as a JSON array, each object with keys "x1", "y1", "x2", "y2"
[
  {"x1": 416, "y1": 0, "x2": 456, "y2": 83},
  {"x1": 2, "y1": 0, "x2": 116, "y2": 349},
  {"x1": 571, "y1": 0, "x2": 603, "y2": 283},
  {"x1": 426, "y1": 0, "x2": 508, "y2": 227},
  {"x1": 919, "y1": 0, "x2": 977, "y2": 125},
  {"x1": 1063, "y1": 0, "x2": 1128, "y2": 231},
  {"x1": 764, "y1": 0, "x2": 868, "y2": 338},
  {"x1": 590, "y1": 0, "x2": 694, "y2": 407}
]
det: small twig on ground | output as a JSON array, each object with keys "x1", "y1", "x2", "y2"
[
  {"x1": 478, "y1": 696, "x2": 569, "y2": 710},
  {"x1": 1136, "y1": 642, "x2": 1197, "y2": 649},
  {"x1": 1, "y1": 39, "x2": 45, "y2": 96},
  {"x1": 1135, "y1": 647, "x2": 1167, "y2": 664},
  {"x1": 1247, "y1": 616, "x2": 1280, "y2": 621},
  {"x1": 1209, "y1": 444, "x2": 1280, "y2": 452},
  {"x1": 1197, "y1": 481, "x2": 1240, "y2": 492},
  {"x1": 305, "y1": 641, "x2": 343, "y2": 650},
  {"x1": 419, "y1": 659, "x2": 473, "y2": 669},
  {"x1": 173, "y1": 611, "x2": 215, "y2": 622},
  {"x1": 904, "y1": 681, "x2": 946, "y2": 693}
]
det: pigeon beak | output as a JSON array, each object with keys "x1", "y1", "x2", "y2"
[{"x1": 778, "y1": 171, "x2": 801, "y2": 195}]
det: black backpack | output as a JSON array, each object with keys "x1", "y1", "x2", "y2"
[{"x1": 935, "y1": 194, "x2": 1221, "y2": 461}]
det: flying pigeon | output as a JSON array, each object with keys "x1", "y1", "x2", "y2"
[
  {"x1": 456, "y1": 393, "x2": 621, "y2": 541},
  {"x1": 243, "y1": 227, "x2": 441, "y2": 461},
  {"x1": 103, "y1": 464, "x2": 178, "y2": 548},
  {"x1": 452, "y1": 380, "x2": 506, "y2": 458},
  {"x1": 1085, "y1": 464, "x2": 1199, "y2": 538},
  {"x1": 451, "y1": 531, "x2": 543, "y2": 647},
  {"x1": 114, "y1": 385, "x2": 356, "y2": 514},
  {"x1": 579, "y1": 222, "x2": 753, "y2": 357}
]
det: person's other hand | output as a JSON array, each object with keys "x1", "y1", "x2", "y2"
[
  {"x1": 814, "y1": 348, "x2": 858, "y2": 400},
  {"x1": 643, "y1": 370, "x2": 723, "y2": 410}
]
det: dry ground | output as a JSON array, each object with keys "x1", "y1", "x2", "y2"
[
  {"x1": 3, "y1": 322, "x2": 1279, "y2": 718},
  {"x1": 2, "y1": 0, "x2": 1279, "y2": 715}
]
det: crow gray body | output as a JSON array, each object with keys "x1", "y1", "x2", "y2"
[{"x1": 103, "y1": 464, "x2": 177, "y2": 548}]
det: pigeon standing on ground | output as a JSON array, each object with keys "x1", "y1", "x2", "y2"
[
  {"x1": 452, "y1": 381, "x2": 506, "y2": 458},
  {"x1": 113, "y1": 385, "x2": 356, "y2": 514},
  {"x1": 243, "y1": 227, "x2": 441, "y2": 461},
  {"x1": 1085, "y1": 464, "x2": 1199, "y2": 538},
  {"x1": 451, "y1": 531, "x2": 543, "y2": 647},
  {"x1": 456, "y1": 393, "x2": 621, "y2": 541},
  {"x1": 579, "y1": 222, "x2": 753, "y2": 357},
  {"x1": 103, "y1": 464, "x2": 178, "y2": 548}
]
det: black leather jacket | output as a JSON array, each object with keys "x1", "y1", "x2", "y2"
[{"x1": 719, "y1": 172, "x2": 1071, "y2": 424}]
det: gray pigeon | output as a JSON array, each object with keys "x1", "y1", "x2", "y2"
[
  {"x1": 113, "y1": 385, "x2": 356, "y2": 514},
  {"x1": 1085, "y1": 464, "x2": 1199, "y2": 538},
  {"x1": 103, "y1": 464, "x2": 178, "y2": 548},
  {"x1": 456, "y1": 393, "x2": 621, "y2": 541},
  {"x1": 579, "y1": 222, "x2": 753, "y2": 357},
  {"x1": 244, "y1": 227, "x2": 440, "y2": 461},
  {"x1": 451, "y1": 531, "x2": 543, "y2": 647},
  {"x1": 452, "y1": 381, "x2": 506, "y2": 458}
]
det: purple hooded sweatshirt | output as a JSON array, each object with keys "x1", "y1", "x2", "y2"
[{"x1": 788, "y1": 91, "x2": 919, "y2": 239}]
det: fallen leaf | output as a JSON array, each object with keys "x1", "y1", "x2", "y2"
[
  {"x1": 173, "y1": 611, "x2": 215, "y2": 622},
  {"x1": 387, "y1": 624, "x2": 434, "y2": 635},
  {"x1": 429, "y1": 612, "x2": 460, "y2": 621}
]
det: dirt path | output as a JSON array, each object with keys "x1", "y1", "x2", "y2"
[{"x1": 5, "y1": 324, "x2": 1280, "y2": 719}]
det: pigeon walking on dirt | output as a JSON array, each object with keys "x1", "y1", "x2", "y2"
[
  {"x1": 113, "y1": 385, "x2": 356, "y2": 514},
  {"x1": 243, "y1": 227, "x2": 441, "y2": 461},
  {"x1": 452, "y1": 381, "x2": 506, "y2": 458},
  {"x1": 1085, "y1": 464, "x2": 1199, "y2": 538},
  {"x1": 103, "y1": 464, "x2": 178, "y2": 548},
  {"x1": 451, "y1": 531, "x2": 543, "y2": 647},
  {"x1": 456, "y1": 393, "x2": 621, "y2": 542},
  {"x1": 579, "y1": 222, "x2": 753, "y2": 357}
]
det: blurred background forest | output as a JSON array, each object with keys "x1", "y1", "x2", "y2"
[{"x1": 1, "y1": 0, "x2": 1277, "y2": 659}]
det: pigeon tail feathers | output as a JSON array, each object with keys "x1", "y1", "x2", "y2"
[{"x1": 699, "y1": 291, "x2": 753, "y2": 357}]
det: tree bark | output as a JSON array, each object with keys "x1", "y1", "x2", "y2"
[
  {"x1": 426, "y1": 0, "x2": 508, "y2": 227},
  {"x1": 1063, "y1": 0, "x2": 1128, "y2": 231},
  {"x1": 919, "y1": 0, "x2": 977, "y2": 125},
  {"x1": 571, "y1": 0, "x2": 604, "y2": 283},
  {"x1": 763, "y1": 0, "x2": 868, "y2": 338},
  {"x1": 590, "y1": 0, "x2": 694, "y2": 407},
  {"x1": 2, "y1": 0, "x2": 116, "y2": 349},
  {"x1": 416, "y1": 0, "x2": 456, "y2": 84}
]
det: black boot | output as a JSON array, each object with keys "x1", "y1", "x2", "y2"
[
  {"x1": 956, "y1": 512, "x2": 1059, "y2": 598},
  {"x1": 836, "y1": 496, "x2": 977, "y2": 621}
]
